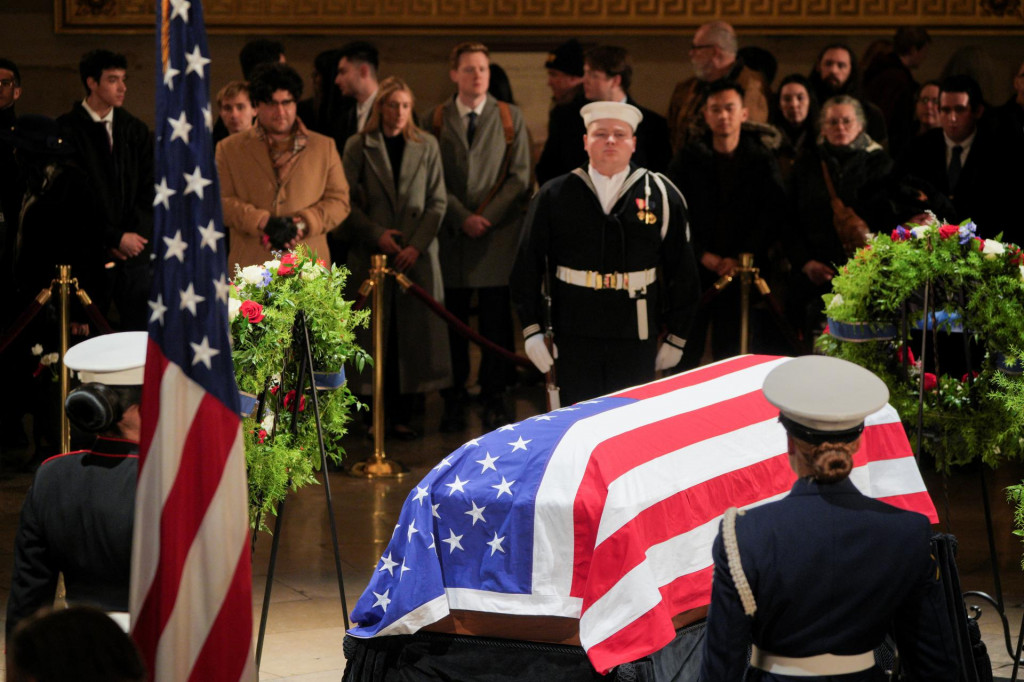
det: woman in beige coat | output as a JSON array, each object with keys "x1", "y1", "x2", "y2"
[{"x1": 342, "y1": 76, "x2": 451, "y2": 438}]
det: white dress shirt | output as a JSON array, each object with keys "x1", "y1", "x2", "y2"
[
  {"x1": 588, "y1": 165, "x2": 630, "y2": 215},
  {"x1": 81, "y1": 98, "x2": 114, "y2": 148}
]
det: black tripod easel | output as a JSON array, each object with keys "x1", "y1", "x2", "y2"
[
  {"x1": 252, "y1": 311, "x2": 351, "y2": 669},
  {"x1": 907, "y1": 282, "x2": 1023, "y2": 679}
]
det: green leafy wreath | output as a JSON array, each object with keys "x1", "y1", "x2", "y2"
[
  {"x1": 229, "y1": 245, "x2": 371, "y2": 530},
  {"x1": 816, "y1": 217, "x2": 1024, "y2": 471}
]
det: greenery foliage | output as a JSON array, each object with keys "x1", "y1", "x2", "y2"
[
  {"x1": 230, "y1": 245, "x2": 370, "y2": 530},
  {"x1": 816, "y1": 218, "x2": 1024, "y2": 472}
]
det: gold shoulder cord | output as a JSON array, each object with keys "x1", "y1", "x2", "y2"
[{"x1": 723, "y1": 507, "x2": 757, "y2": 617}]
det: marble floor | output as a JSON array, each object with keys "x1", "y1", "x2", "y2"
[{"x1": 2, "y1": 381, "x2": 1024, "y2": 680}]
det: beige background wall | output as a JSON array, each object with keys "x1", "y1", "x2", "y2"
[{"x1": 3, "y1": 1, "x2": 1022, "y2": 153}]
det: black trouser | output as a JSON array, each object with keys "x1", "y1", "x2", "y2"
[
  {"x1": 111, "y1": 261, "x2": 154, "y2": 331},
  {"x1": 555, "y1": 334, "x2": 657, "y2": 405},
  {"x1": 444, "y1": 286, "x2": 515, "y2": 400}
]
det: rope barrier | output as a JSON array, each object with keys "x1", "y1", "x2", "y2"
[
  {"x1": 0, "y1": 277, "x2": 116, "y2": 356},
  {"x1": 0, "y1": 289, "x2": 52, "y2": 355},
  {"x1": 76, "y1": 288, "x2": 115, "y2": 336}
]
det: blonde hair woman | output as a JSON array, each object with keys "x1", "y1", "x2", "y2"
[{"x1": 341, "y1": 76, "x2": 451, "y2": 438}]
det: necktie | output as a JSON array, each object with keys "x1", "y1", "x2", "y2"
[
  {"x1": 948, "y1": 145, "x2": 963, "y2": 191},
  {"x1": 466, "y1": 112, "x2": 477, "y2": 147}
]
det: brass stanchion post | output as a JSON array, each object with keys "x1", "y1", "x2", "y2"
[
  {"x1": 350, "y1": 254, "x2": 407, "y2": 478},
  {"x1": 738, "y1": 253, "x2": 753, "y2": 354},
  {"x1": 57, "y1": 265, "x2": 73, "y2": 452}
]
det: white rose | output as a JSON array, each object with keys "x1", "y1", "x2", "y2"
[
  {"x1": 982, "y1": 239, "x2": 1005, "y2": 256},
  {"x1": 261, "y1": 413, "x2": 275, "y2": 433},
  {"x1": 239, "y1": 265, "x2": 267, "y2": 286},
  {"x1": 300, "y1": 265, "x2": 320, "y2": 281},
  {"x1": 910, "y1": 225, "x2": 931, "y2": 238},
  {"x1": 31, "y1": 344, "x2": 43, "y2": 356},
  {"x1": 41, "y1": 352, "x2": 59, "y2": 366},
  {"x1": 827, "y1": 294, "x2": 844, "y2": 310},
  {"x1": 1019, "y1": 265, "x2": 1024, "y2": 281},
  {"x1": 228, "y1": 297, "x2": 242, "y2": 321},
  {"x1": 263, "y1": 259, "x2": 281, "y2": 272}
]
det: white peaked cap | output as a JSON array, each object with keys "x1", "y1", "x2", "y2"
[
  {"x1": 64, "y1": 331, "x2": 148, "y2": 386},
  {"x1": 762, "y1": 355, "x2": 890, "y2": 433}
]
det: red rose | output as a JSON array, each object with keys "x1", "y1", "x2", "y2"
[
  {"x1": 284, "y1": 389, "x2": 306, "y2": 412},
  {"x1": 278, "y1": 253, "x2": 298, "y2": 276},
  {"x1": 256, "y1": 429, "x2": 268, "y2": 444},
  {"x1": 973, "y1": 238, "x2": 985, "y2": 252},
  {"x1": 938, "y1": 224, "x2": 959, "y2": 239},
  {"x1": 316, "y1": 258, "x2": 327, "y2": 268},
  {"x1": 239, "y1": 300, "x2": 264, "y2": 324},
  {"x1": 961, "y1": 371, "x2": 979, "y2": 383},
  {"x1": 923, "y1": 373, "x2": 938, "y2": 391},
  {"x1": 897, "y1": 345, "x2": 916, "y2": 365},
  {"x1": 1009, "y1": 247, "x2": 1024, "y2": 266},
  {"x1": 270, "y1": 385, "x2": 280, "y2": 395}
]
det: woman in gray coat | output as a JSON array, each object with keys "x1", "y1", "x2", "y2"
[{"x1": 343, "y1": 76, "x2": 451, "y2": 438}]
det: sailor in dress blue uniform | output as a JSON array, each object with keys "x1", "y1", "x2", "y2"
[{"x1": 700, "y1": 355, "x2": 958, "y2": 681}]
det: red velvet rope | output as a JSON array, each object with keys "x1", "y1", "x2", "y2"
[
  {"x1": 0, "y1": 293, "x2": 48, "y2": 355},
  {"x1": 400, "y1": 281, "x2": 533, "y2": 369}
]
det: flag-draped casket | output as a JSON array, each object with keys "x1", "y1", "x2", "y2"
[{"x1": 348, "y1": 355, "x2": 937, "y2": 673}]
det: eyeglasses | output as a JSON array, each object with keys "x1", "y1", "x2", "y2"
[
  {"x1": 825, "y1": 117, "x2": 857, "y2": 128},
  {"x1": 0, "y1": 79, "x2": 16, "y2": 88},
  {"x1": 690, "y1": 43, "x2": 716, "y2": 52}
]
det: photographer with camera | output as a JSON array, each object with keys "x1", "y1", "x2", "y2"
[
  {"x1": 6, "y1": 332, "x2": 145, "y2": 637},
  {"x1": 217, "y1": 62, "x2": 350, "y2": 269}
]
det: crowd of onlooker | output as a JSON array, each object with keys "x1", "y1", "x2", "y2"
[{"x1": 0, "y1": 26, "x2": 1022, "y2": 449}]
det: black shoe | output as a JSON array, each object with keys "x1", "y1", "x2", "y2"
[{"x1": 482, "y1": 395, "x2": 512, "y2": 430}]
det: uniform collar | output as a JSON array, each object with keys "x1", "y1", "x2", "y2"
[
  {"x1": 789, "y1": 476, "x2": 860, "y2": 496},
  {"x1": 89, "y1": 436, "x2": 140, "y2": 457}
]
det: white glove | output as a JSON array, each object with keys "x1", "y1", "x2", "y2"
[
  {"x1": 654, "y1": 339, "x2": 685, "y2": 371},
  {"x1": 524, "y1": 334, "x2": 556, "y2": 374}
]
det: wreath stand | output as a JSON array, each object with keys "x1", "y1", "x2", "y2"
[
  {"x1": 251, "y1": 311, "x2": 351, "y2": 669},
  {"x1": 906, "y1": 281, "x2": 1022, "y2": 680}
]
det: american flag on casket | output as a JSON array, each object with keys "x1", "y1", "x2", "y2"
[{"x1": 348, "y1": 354, "x2": 937, "y2": 673}]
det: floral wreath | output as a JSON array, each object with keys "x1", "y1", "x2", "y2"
[
  {"x1": 817, "y1": 215, "x2": 1024, "y2": 471},
  {"x1": 229, "y1": 245, "x2": 370, "y2": 530}
]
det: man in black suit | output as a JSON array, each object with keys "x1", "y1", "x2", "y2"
[
  {"x1": 580, "y1": 45, "x2": 671, "y2": 173},
  {"x1": 895, "y1": 74, "x2": 1019, "y2": 244},
  {"x1": 535, "y1": 39, "x2": 589, "y2": 186}
]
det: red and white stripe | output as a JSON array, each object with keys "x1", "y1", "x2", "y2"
[
  {"x1": 536, "y1": 354, "x2": 935, "y2": 672},
  {"x1": 130, "y1": 343, "x2": 256, "y2": 681}
]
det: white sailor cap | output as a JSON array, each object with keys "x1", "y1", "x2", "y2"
[
  {"x1": 580, "y1": 101, "x2": 643, "y2": 132},
  {"x1": 64, "y1": 332, "x2": 147, "y2": 386},
  {"x1": 762, "y1": 356, "x2": 889, "y2": 443}
]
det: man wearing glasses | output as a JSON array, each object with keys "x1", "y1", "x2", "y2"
[{"x1": 666, "y1": 21, "x2": 769, "y2": 154}]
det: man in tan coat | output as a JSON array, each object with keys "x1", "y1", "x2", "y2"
[
  {"x1": 217, "y1": 62, "x2": 349, "y2": 270},
  {"x1": 666, "y1": 21, "x2": 770, "y2": 154}
]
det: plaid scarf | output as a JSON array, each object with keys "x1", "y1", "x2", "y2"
[{"x1": 256, "y1": 118, "x2": 309, "y2": 184}]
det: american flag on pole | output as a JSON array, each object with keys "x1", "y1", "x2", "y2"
[
  {"x1": 348, "y1": 354, "x2": 937, "y2": 674},
  {"x1": 130, "y1": 0, "x2": 255, "y2": 679}
]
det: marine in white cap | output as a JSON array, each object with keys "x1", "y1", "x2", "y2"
[
  {"x1": 510, "y1": 97, "x2": 700, "y2": 405},
  {"x1": 7, "y1": 332, "x2": 146, "y2": 635},
  {"x1": 700, "y1": 355, "x2": 958, "y2": 681}
]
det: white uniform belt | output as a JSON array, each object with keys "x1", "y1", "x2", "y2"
[
  {"x1": 750, "y1": 645, "x2": 874, "y2": 676},
  {"x1": 554, "y1": 265, "x2": 657, "y2": 294}
]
